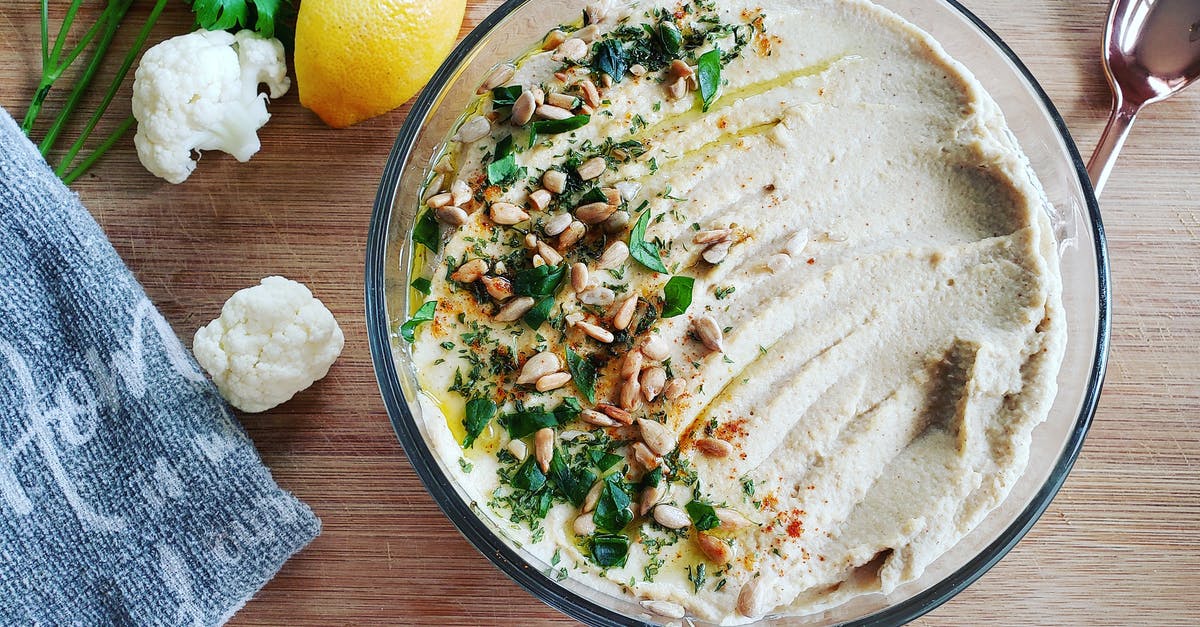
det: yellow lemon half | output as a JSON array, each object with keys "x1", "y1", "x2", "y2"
[{"x1": 295, "y1": 0, "x2": 467, "y2": 128}]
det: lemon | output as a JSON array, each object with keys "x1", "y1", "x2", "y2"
[{"x1": 295, "y1": 0, "x2": 467, "y2": 128}]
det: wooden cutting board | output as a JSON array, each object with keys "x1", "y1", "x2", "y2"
[{"x1": 0, "y1": 1, "x2": 1196, "y2": 624}]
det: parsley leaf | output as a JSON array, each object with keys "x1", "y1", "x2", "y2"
[
  {"x1": 697, "y1": 48, "x2": 722, "y2": 111},
  {"x1": 487, "y1": 135, "x2": 522, "y2": 185},
  {"x1": 657, "y1": 22, "x2": 683, "y2": 56},
  {"x1": 190, "y1": 0, "x2": 291, "y2": 39},
  {"x1": 400, "y1": 300, "x2": 437, "y2": 342},
  {"x1": 410, "y1": 277, "x2": 432, "y2": 295},
  {"x1": 491, "y1": 84, "x2": 523, "y2": 108},
  {"x1": 593, "y1": 475, "x2": 634, "y2": 533},
  {"x1": 514, "y1": 264, "x2": 566, "y2": 298},
  {"x1": 462, "y1": 397, "x2": 496, "y2": 448},
  {"x1": 530, "y1": 114, "x2": 591, "y2": 142},
  {"x1": 412, "y1": 209, "x2": 441, "y2": 253},
  {"x1": 511, "y1": 456, "x2": 547, "y2": 491},
  {"x1": 629, "y1": 210, "x2": 668, "y2": 273},
  {"x1": 502, "y1": 399, "x2": 582, "y2": 438},
  {"x1": 592, "y1": 39, "x2": 628, "y2": 82},
  {"x1": 523, "y1": 296, "x2": 555, "y2": 330},
  {"x1": 548, "y1": 448, "x2": 597, "y2": 507},
  {"x1": 590, "y1": 534, "x2": 630, "y2": 568},
  {"x1": 685, "y1": 500, "x2": 721, "y2": 531},
  {"x1": 565, "y1": 347, "x2": 597, "y2": 403},
  {"x1": 662, "y1": 275, "x2": 694, "y2": 318}
]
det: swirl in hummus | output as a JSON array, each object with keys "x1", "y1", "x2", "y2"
[{"x1": 404, "y1": 0, "x2": 1066, "y2": 622}]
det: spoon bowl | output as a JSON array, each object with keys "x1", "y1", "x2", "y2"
[{"x1": 1088, "y1": 0, "x2": 1200, "y2": 194}]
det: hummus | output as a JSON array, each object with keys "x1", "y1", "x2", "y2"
[{"x1": 405, "y1": 0, "x2": 1065, "y2": 622}]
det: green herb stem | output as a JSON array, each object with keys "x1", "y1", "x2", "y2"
[
  {"x1": 38, "y1": 0, "x2": 134, "y2": 157},
  {"x1": 56, "y1": 0, "x2": 170, "y2": 177},
  {"x1": 22, "y1": 0, "x2": 86, "y2": 134},
  {"x1": 61, "y1": 115, "x2": 133, "y2": 185}
]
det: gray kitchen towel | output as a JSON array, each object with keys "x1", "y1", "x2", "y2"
[{"x1": 0, "y1": 107, "x2": 320, "y2": 624}]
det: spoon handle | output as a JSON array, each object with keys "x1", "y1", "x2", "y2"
[{"x1": 1087, "y1": 98, "x2": 1141, "y2": 197}]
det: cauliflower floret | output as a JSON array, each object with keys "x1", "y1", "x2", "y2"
[
  {"x1": 132, "y1": 29, "x2": 290, "y2": 184},
  {"x1": 193, "y1": 276, "x2": 344, "y2": 413}
]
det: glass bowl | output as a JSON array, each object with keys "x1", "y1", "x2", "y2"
[{"x1": 365, "y1": 0, "x2": 1111, "y2": 624}]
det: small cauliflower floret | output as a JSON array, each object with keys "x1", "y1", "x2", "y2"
[
  {"x1": 132, "y1": 29, "x2": 290, "y2": 184},
  {"x1": 193, "y1": 276, "x2": 344, "y2": 413}
]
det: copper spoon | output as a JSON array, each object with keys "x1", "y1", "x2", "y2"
[{"x1": 1088, "y1": 0, "x2": 1200, "y2": 195}]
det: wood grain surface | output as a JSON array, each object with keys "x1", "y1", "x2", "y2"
[{"x1": 1, "y1": 1, "x2": 1197, "y2": 625}]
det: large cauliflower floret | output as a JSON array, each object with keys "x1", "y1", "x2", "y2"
[
  {"x1": 193, "y1": 276, "x2": 344, "y2": 413},
  {"x1": 132, "y1": 29, "x2": 290, "y2": 184}
]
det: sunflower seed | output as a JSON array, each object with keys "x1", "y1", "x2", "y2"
[
  {"x1": 558, "y1": 220, "x2": 586, "y2": 248},
  {"x1": 454, "y1": 115, "x2": 491, "y2": 142},
  {"x1": 553, "y1": 37, "x2": 588, "y2": 61},
  {"x1": 535, "y1": 104, "x2": 574, "y2": 120},
  {"x1": 495, "y1": 297, "x2": 535, "y2": 322},
  {"x1": 582, "y1": 481, "x2": 604, "y2": 513},
  {"x1": 546, "y1": 92, "x2": 581, "y2": 110},
  {"x1": 598, "y1": 241, "x2": 630, "y2": 268},
  {"x1": 642, "y1": 600, "x2": 685, "y2": 619},
  {"x1": 450, "y1": 179, "x2": 472, "y2": 206},
  {"x1": 614, "y1": 181, "x2": 641, "y2": 201},
  {"x1": 637, "y1": 418, "x2": 676, "y2": 456},
  {"x1": 629, "y1": 63, "x2": 647, "y2": 77},
  {"x1": 641, "y1": 335, "x2": 669, "y2": 361},
  {"x1": 422, "y1": 174, "x2": 446, "y2": 202},
  {"x1": 478, "y1": 65, "x2": 515, "y2": 94},
  {"x1": 785, "y1": 229, "x2": 810, "y2": 256},
  {"x1": 506, "y1": 439, "x2": 527, "y2": 461},
  {"x1": 511, "y1": 90, "x2": 537, "y2": 126},
  {"x1": 715, "y1": 507, "x2": 753, "y2": 531},
  {"x1": 536, "y1": 240, "x2": 564, "y2": 266},
  {"x1": 534, "y1": 427, "x2": 554, "y2": 472},
  {"x1": 544, "y1": 212, "x2": 572, "y2": 236},
  {"x1": 693, "y1": 229, "x2": 733, "y2": 245},
  {"x1": 571, "y1": 262, "x2": 589, "y2": 293},
  {"x1": 640, "y1": 366, "x2": 666, "y2": 402},
  {"x1": 620, "y1": 378, "x2": 642, "y2": 410},
  {"x1": 575, "y1": 201, "x2": 617, "y2": 225},
  {"x1": 580, "y1": 286, "x2": 615, "y2": 307},
  {"x1": 597, "y1": 403, "x2": 633, "y2": 425},
  {"x1": 602, "y1": 210, "x2": 630, "y2": 234},
  {"x1": 602, "y1": 187, "x2": 621, "y2": 206},
  {"x1": 652, "y1": 504, "x2": 691, "y2": 529},
  {"x1": 426, "y1": 192, "x2": 453, "y2": 208},
  {"x1": 630, "y1": 441, "x2": 659, "y2": 470},
  {"x1": 528, "y1": 188, "x2": 553, "y2": 211},
  {"x1": 579, "y1": 78, "x2": 601, "y2": 108},
  {"x1": 535, "y1": 371, "x2": 572, "y2": 392},
  {"x1": 517, "y1": 350, "x2": 562, "y2": 384},
  {"x1": 449, "y1": 258, "x2": 488, "y2": 283},
  {"x1": 532, "y1": 254, "x2": 546, "y2": 267},
  {"x1": 480, "y1": 276, "x2": 513, "y2": 301},
  {"x1": 576, "y1": 320, "x2": 614, "y2": 343},
  {"x1": 639, "y1": 485, "x2": 662, "y2": 515},
  {"x1": 612, "y1": 295, "x2": 638, "y2": 331},
  {"x1": 542, "y1": 29, "x2": 567, "y2": 50},
  {"x1": 576, "y1": 156, "x2": 607, "y2": 181},
  {"x1": 694, "y1": 316, "x2": 724, "y2": 352},
  {"x1": 573, "y1": 512, "x2": 596, "y2": 536},
  {"x1": 667, "y1": 76, "x2": 688, "y2": 100},
  {"x1": 434, "y1": 206, "x2": 469, "y2": 226},
  {"x1": 542, "y1": 169, "x2": 567, "y2": 194},
  {"x1": 695, "y1": 437, "x2": 734, "y2": 458},
  {"x1": 663, "y1": 378, "x2": 687, "y2": 400},
  {"x1": 620, "y1": 350, "x2": 643, "y2": 379},
  {"x1": 581, "y1": 409, "x2": 618, "y2": 427},
  {"x1": 490, "y1": 202, "x2": 529, "y2": 225},
  {"x1": 695, "y1": 532, "x2": 732, "y2": 565},
  {"x1": 669, "y1": 59, "x2": 694, "y2": 79}
]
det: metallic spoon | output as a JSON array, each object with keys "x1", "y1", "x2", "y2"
[{"x1": 1088, "y1": 0, "x2": 1200, "y2": 195}]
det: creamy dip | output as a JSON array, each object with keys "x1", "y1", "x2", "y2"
[{"x1": 405, "y1": 0, "x2": 1065, "y2": 622}]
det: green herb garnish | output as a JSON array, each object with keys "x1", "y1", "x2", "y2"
[
  {"x1": 413, "y1": 209, "x2": 441, "y2": 253},
  {"x1": 565, "y1": 347, "x2": 597, "y2": 403},
  {"x1": 714, "y1": 285, "x2": 736, "y2": 300},
  {"x1": 685, "y1": 500, "x2": 721, "y2": 531},
  {"x1": 462, "y1": 397, "x2": 497, "y2": 448},
  {"x1": 511, "y1": 456, "x2": 547, "y2": 491},
  {"x1": 697, "y1": 48, "x2": 722, "y2": 111},
  {"x1": 590, "y1": 534, "x2": 630, "y2": 568},
  {"x1": 592, "y1": 39, "x2": 629, "y2": 82},
  {"x1": 514, "y1": 264, "x2": 567, "y2": 298},
  {"x1": 657, "y1": 22, "x2": 683, "y2": 56},
  {"x1": 530, "y1": 114, "x2": 591, "y2": 140},
  {"x1": 593, "y1": 475, "x2": 634, "y2": 533},
  {"x1": 410, "y1": 277, "x2": 432, "y2": 295},
  {"x1": 629, "y1": 210, "x2": 668, "y2": 273},
  {"x1": 523, "y1": 296, "x2": 555, "y2": 330},
  {"x1": 548, "y1": 448, "x2": 597, "y2": 507},
  {"x1": 662, "y1": 275, "x2": 695, "y2": 318},
  {"x1": 400, "y1": 300, "x2": 437, "y2": 342}
]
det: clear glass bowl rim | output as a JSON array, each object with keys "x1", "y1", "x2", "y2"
[{"x1": 364, "y1": 1, "x2": 1113, "y2": 624}]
